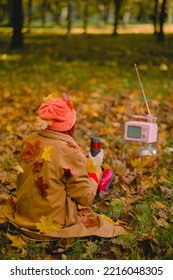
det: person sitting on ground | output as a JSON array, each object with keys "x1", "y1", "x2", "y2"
[{"x1": 0, "y1": 94, "x2": 127, "y2": 239}]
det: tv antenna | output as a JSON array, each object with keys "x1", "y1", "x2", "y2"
[{"x1": 134, "y1": 63, "x2": 151, "y2": 116}]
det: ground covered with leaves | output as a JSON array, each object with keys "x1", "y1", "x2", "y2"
[{"x1": 0, "y1": 29, "x2": 173, "y2": 260}]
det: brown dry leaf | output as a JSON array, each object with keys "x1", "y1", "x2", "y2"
[
  {"x1": 153, "y1": 201, "x2": 167, "y2": 210},
  {"x1": 35, "y1": 117, "x2": 53, "y2": 130},
  {"x1": 160, "y1": 186, "x2": 172, "y2": 198},
  {"x1": 153, "y1": 216, "x2": 169, "y2": 229},
  {"x1": 21, "y1": 140, "x2": 41, "y2": 162}
]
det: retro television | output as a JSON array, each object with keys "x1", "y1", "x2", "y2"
[
  {"x1": 124, "y1": 117, "x2": 158, "y2": 143},
  {"x1": 124, "y1": 64, "x2": 158, "y2": 144}
]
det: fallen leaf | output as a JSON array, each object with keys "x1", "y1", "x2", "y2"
[
  {"x1": 130, "y1": 157, "x2": 149, "y2": 173},
  {"x1": 79, "y1": 210, "x2": 98, "y2": 228},
  {"x1": 32, "y1": 161, "x2": 44, "y2": 172},
  {"x1": 36, "y1": 215, "x2": 62, "y2": 234},
  {"x1": 63, "y1": 168, "x2": 73, "y2": 179},
  {"x1": 34, "y1": 176, "x2": 49, "y2": 197},
  {"x1": 6, "y1": 234, "x2": 27, "y2": 249},
  {"x1": 0, "y1": 216, "x2": 7, "y2": 224},
  {"x1": 21, "y1": 141, "x2": 41, "y2": 162},
  {"x1": 154, "y1": 216, "x2": 169, "y2": 228},
  {"x1": 87, "y1": 157, "x2": 98, "y2": 173},
  {"x1": 35, "y1": 117, "x2": 53, "y2": 130},
  {"x1": 15, "y1": 164, "x2": 24, "y2": 175},
  {"x1": 41, "y1": 145, "x2": 54, "y2": 162},
  {"x1": 100, "y1": 214, "x2": 119, "y2": 225}
]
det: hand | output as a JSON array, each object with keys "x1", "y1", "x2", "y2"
[{"x1": 89, "y1": 149, "x2": 104, "y2": 167}]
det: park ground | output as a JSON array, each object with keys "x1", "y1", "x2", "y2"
[{"x1": 0, "y1": 24, "x2": 173, "y2": 259}]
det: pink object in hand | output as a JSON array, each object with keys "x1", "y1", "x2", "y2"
[{"x1": 98, "y1": 169, "x2": 114, "y2": 192}]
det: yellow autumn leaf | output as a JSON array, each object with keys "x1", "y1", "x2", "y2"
[
  {"x1": 44, "y1": 92, "x2": 58, "y2": 102},
  {"x1": 0, "y1": 212, "x2": 8, "y2": 224},
  {"x1": 36, "y1": 215, "x2": 62, "y2": 234},
  {"x1": 0, "y1": 204, "x2": 15, "y2": 221},
  {"x1": 15, "y1": 164, "x2": 24, "y2": 175},
  {"x1": 116, "y1": 105, "x2": 126, "y2": 113},
  {"x1": 100, "y1": 214, "x2": 119, "y2": 225},
  {"x1": 87, "y1": 157, "x2": 98, "y2": 173},
  {"x1": 6, "y1": 234, "x2": 27, "y2": 249},
  {"x1": 6, "y1": 125, "x2": 14, "y2": 134},
  {"x1": 41, "y1": 146, "x2": 54, "y2": 162},
  {"x1": 154, "y1": 201, "x2": 167, "y2": 209},
  {"x1": 44, "y1": 93, "x2": 54, "y2": 102},
  {"x1": 102, "y1": 162, "x2": 112, "y2": 170},
  {"x1": 130, "y1": 157, "x2": 149, "y2": 172}
]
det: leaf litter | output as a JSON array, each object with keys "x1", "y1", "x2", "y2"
[{"x1": 0, "y1": 33, "x2": 173, "y2": 260}]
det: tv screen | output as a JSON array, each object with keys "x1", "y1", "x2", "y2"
[{"x1": 127, "y1": 126, "x2": 141, "y2": 139}]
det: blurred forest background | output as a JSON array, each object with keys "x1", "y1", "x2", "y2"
[
  {"x1": 0, "y1": 0, "x2": 172, "y2": 47},
  {"x1": 0, "y1": 0, "x2": 173, "y2": 260}
]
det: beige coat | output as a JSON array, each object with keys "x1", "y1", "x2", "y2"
[{"x1": 0, "y1": 129, "x2": 127, "y2": 239}]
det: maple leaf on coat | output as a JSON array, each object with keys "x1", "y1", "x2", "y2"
[
  {"x1": 63, "y1": 168, "x2": 73, "y2": 179},
  {"x1": 15, "y1": 164, "x2": 24, "y2": 175},
  {"x1": 36, "y1": 215, "x2": 62, "y2": 234},
  {"x1": 21, "y1": 140, "x2": 41, "y2": 162},
  {"x1": 79, "y1": 212, "x2": 98, "y2": 228},
  {"x1": 41, "y1": 145, "x2": 54, "y2": 162},
  {"x1": 32, "y1": 161, "x2": 44, "y2": 173},
  {"x1": 34, "y1": 176, "x2": 49, "y2": 197},
  {"x1": 8, "y1": 196, "x2": 16, "y2": 208}
]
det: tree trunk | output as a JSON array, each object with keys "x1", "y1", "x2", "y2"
[
  {"x1": 113, "y1": 0, "x2": 123, "y2": 35},
  {"x1": 52, "y1": 0, "x2": 61, "y2": 25},
  {"x1": 157, "y1": 0, "x2": 167, "y2": 42},
  {"x1": 83, "y1": 0, "x2": 89, "y2": 34},
  {"x1": 41, "y1": 0, "x2": 47, "y2": 27},
  {"x1": 67, "y1": 0, "x2": 72, "y2": 37},
  {"x1": 11, "y1": 0, "x2": 24, "y2": 49},
  {"x1": 27, "y1": 0, "x2": 32, "y2": 31},
  {"x1": 153, "y1": 0, "x2": 159, "y2": 34}
]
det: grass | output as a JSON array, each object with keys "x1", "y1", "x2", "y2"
[{"x1": 0, "y1": 27, "x2": 173, "y2": 260}]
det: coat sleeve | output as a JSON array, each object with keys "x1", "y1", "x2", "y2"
[{"x1": 63, "y1": 148, "x2": 102, "y2": 207}]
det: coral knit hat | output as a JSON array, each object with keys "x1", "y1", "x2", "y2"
[{"x1": 38, "y1": 97, "x2": 76, "y2": 132}]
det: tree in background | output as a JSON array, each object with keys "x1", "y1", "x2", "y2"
[
  {"x1": 11, "y1": 0, "x2": 24, "y2": 49},
  {"x1": 158, "y1": 0, "x2": 167, "y2": 41},
  {"x1": 153, "y1": 0, "x2": 167, "y2": 41},
  {"x1": 4, "y1": 0, "x2": 169, "y2": 47},
  {"x1": 153, "y1": 0, "x2": 159, "y2": 34},
  {"x1": 27, "y1": 0, "x2": 32, "y2": 31},
  {"x1": 113, "y1": 0, "x2": 124, "y2": 35},
  {"x1": 83, "y1": 0, "x2": 89, "y2": 34}
]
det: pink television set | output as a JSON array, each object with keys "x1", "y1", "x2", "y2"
[{"x1": 124, "y1": 118, "x2": 158, "y2": 143}]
